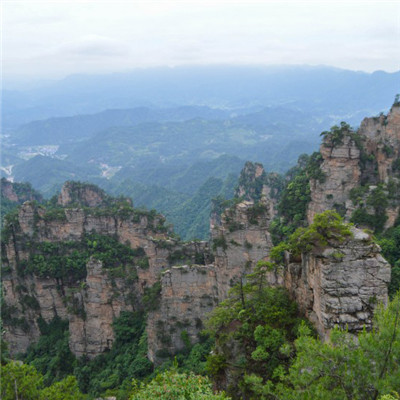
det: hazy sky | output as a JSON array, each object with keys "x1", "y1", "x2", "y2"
[{"x1": 2, "y1": 0, "x2": 400, "y2": 82}]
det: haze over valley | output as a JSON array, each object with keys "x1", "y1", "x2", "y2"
[{"x1": 2, "y1": 66, "x2": 399, "y2": 238}]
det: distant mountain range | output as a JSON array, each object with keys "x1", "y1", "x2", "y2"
[
  {"x1": 1, "y1": 65, "x2": 399, "y2": 239},
  {"x1": 3, "y1": 65, "x2": 399, "y2": 129}
]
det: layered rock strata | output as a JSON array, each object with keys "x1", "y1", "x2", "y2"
[
  {"x1": 1, "y1": 184, "x2": 210, "y2": 357},
  {"x1": 283, "y1": 227, "x2": 391, "y2": 338},
  {"x1": 307, "y1": 104, "x2": 400, "y2": 226},
  {"x1": 147, "y1": 264, "x2": 218, "y2": 362}
]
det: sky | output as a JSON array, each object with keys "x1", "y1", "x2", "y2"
[{"x1": 2, "y1": 0, "x2": 400, "y2": 83}]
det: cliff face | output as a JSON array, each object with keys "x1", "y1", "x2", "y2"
[
  {"x1": 147, "y1": 163, "x2": 279, "y2": 363},
  {"x1": 211, "y1": 200, "x2": 274, "y2": 300},
  {"x1": 359, "y1": 106, "x2": 400, "y2": 183},
  {"x1": 307, "y1": 134, "x2": 361, "y2": 222},
  {"x1": 1, "y1": 178, "x2": 43, "y2": 204},
  {"x1": 1, "y1": 183, "x2": 210, "y2": 358},
  {"x1": 68, "y1": 258, "x2": 138, "y2": 358},
  {"x1": 2, "y1": 105, "x2": 397, "y2": 366},
  {"x1": 57, "y1": 181, "x2": 122, "y2": 208},
  {"x1": 284, "y1": 227, "x2": 390, "y2": 338},
  {"x1": 147, "y1": 265, "x2": 218, "y2": 363},
  {"x1": 307, "y1": 104, "x2": 400, "y2": 226}
]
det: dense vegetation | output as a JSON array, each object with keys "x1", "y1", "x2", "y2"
[
  {"x1": 269, "y1": 151, "x2": 325, "y2": 244},
  {"x1": 244, "y1": 292, "x2": 400, "y2": 399},
  {"x1": 0, "y1": 178, "x2": 43, "y2": 226},
  {"x1": 205, "y1": 268, "x2": 310, "y2": 399},
  {"x1": 2, "y1": 99, "x2": 400, "y2": 399},
  {"x1": 269, "y1": 210, "x2": 353, "y2": 263},
  {"x1": 378, "y1": 225, "x2": 400, "y2": 298},
  {"x1": 3, "y1": 290, "x2": 400, "y2": 400},
  {"x1": 1, "y1": 308, "x2": 218, "y2": 399},
  {"x1": 11, "y1": 233, "x2": 148, "y2": 282}
]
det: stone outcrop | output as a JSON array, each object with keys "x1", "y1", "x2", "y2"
[
  {"x1": 2, "y1": 256, "x2": 138, "y2": 358},
  {"x1": 2, "y1": 103, "x2": 397, "y2": 366},
  {"x1": 307, "y1": 104, "x2": 400, "y2": 226},
  {"x1": 359, "y1": 105, "x2": 400, "y2": 183},
  {"x1": 307, "y1": 134, "x2": 361, "y2": 223},
  {"x1": 147, "y1": 264, "x2": 218, "y2": 363},
  {"x1": 1, "y1": 183, "x2": 210, "y2": 357},
  {"x1": 57, "y1": 181, "x2": 114, "y2": 208},
  {"x1": 1, "y1": 178, "x2": 43, "y2": 204},
  {"x1": 284, "y1": 227, "x2": 391, "y2": 338},
  {"x1": 211, "y1": 200, "x2": 274, "y2": 300},
  {"x1": 69, "y1": 258, "x2": 137, "y2": 358}
]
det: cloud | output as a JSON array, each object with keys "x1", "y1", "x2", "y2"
[
  {"x1": 2, "y1": 0, "x2": 399, "y2": 80},
  {"x1": 56, "y1": 35, "x2": 131, "y2": 57}
]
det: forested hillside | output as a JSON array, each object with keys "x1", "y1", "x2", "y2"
[{"x1": 2, "y1": 102, "x2": 400, "y2": 400}]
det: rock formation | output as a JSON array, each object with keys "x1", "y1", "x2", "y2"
[
  {"x1": 1, "y1": 178, "x2": 43, "y2": 204},
  {"x1": 284, "y1": 227, "x2": 390, "y2": 338},
  {"x1": 147, "y1": 264, "x2": 218, "y2": 362},
  {"x1": 1, "y1": 183, "x2": 209, "y2": 357},
  {"x1": 307, "y1": 103, "x2": 400, "y2": 227},
  {"x1": 1, "y1": 104, "x2": 398, "y2": 366},
  {"x1": 307, "y1": 133, "x2": 361, "y2": 222}
]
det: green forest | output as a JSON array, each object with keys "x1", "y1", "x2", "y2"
[
  {"x1": 2, "y1": 209, "x2": 400, "y2": 399},
  {"x1": 2, "y1": 272, "x2": 400, "y2": 399},
  {"x1": 2, "y1": 118, "x2": 400, "y2": 399}
]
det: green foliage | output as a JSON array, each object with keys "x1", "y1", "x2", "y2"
[
  {"x1": 24, "y1": 317, "x2": 76, "y2": 385},
  {"x1": 19, "y1": 233, "x2": 144, "y2": 281},
  {"x1": 271, "y1": 211, "x2": 352, "y2": 262},
  {"x1": 18, "y1": 311, "x2": 152, "y2": 399},
  {"x1": 167, "y1": 175, "x2": 238, "y2": 240},
  {"x1": 142, "y1": 281, "x2": 162, "y2": 311},
  {"x1": 368, "y1": 185, "x2": 389, "y2": 214},
  {"x1": 39, "y1": 375, "x2": 86, "y2": 400},
  {"x1": 258, "y1": 292, "x2": 400, "y2": 400},
  {"x1": 205, "y1": 268, "x2": 309, "y2": 399},
  {"x1": 304, "y1": 151, "x2": 326, "y2": 182},
  {"x1": 351, "y1": 185, "x2": 389, "y2": 233},
  {"x1": 1, "y1": 208, "x2": 21, "y2": 243},
  {"x1": 1, "y1": 291, "x2": 30, "y2": 331},
  {"x1": 130, "y1": 366, "x2": 230, "y2": 399},
  {"x1": 212, "y1": 235, "x2": 228, "y2": 251},
  {"x1": 320, "y1": 122, "x2": 353, "y2": 149},
  {"x1": 380, "y1": 395, "x2": 399, "y2": 400},
  {"x1": 1, "y1": 361, "x2": 44, "y2": 400},
  {"x1": 42, "y1": 208, "x2": 68, "y2": 222},
  {"x1": 269, "y1": 242, "x2": 290, "y2": 264},
  {"x1": 167, "y1": 246, "x2": 206, "y2": 266},
  {"x1": 378, "y1": 226, "x2": 400, "y2": 298},
  {"x1": 271, "y1": 152, "x2": 325, "y2": 244},
  {"x1": 73, "y1": 311, "x2": 152, "y2": 398},
  {"x1": 392, "y1": 158, "x2": 400, "y2": 173},
  {"x1": 237, "y1": 162, "x2": 267, "y2": 203},
  {"x1": 277, "y1": 173, "x2": 310, "y2": 229},
  {"x1": 0, "y1": 361, "x2": 86, "y2": 400},
  {"x1": 246, "y1": 203, "x2": 269, "y2": 225},
  {"x1": 349, "y1": 185, "x2": 369, "y2": 206},
  {"x1": 0, "y1": 178, "x2": 43, "y2": 227}
]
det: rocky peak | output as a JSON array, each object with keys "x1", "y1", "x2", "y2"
[
  {"x1": 284, "y1": 226, "x2": 390, "y2": 338},
  {"x1": 307, "y1": 103, "x2": 400, "y2": 227},
  {"x1": 307, "y1": 129, "x2": 361, "y2": 223},
  {"x1": 1, "y1": 178, "x2": 43, "y2": 204},
  {"x1": 235, "y1": 161, "x2": 281, "y2": 205},
  {"x1": 57, "y1": 181, "x2": 131, "y2": 208},
  {"x1": 1, "y1": 179, "x2": 19, "y2": 202},
  {"x1": 359, "y1": 104, "x2": 400, "y2": 183},
  {"x1": 1, "y1": 183, "x2": 210, "y2": 357}
]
